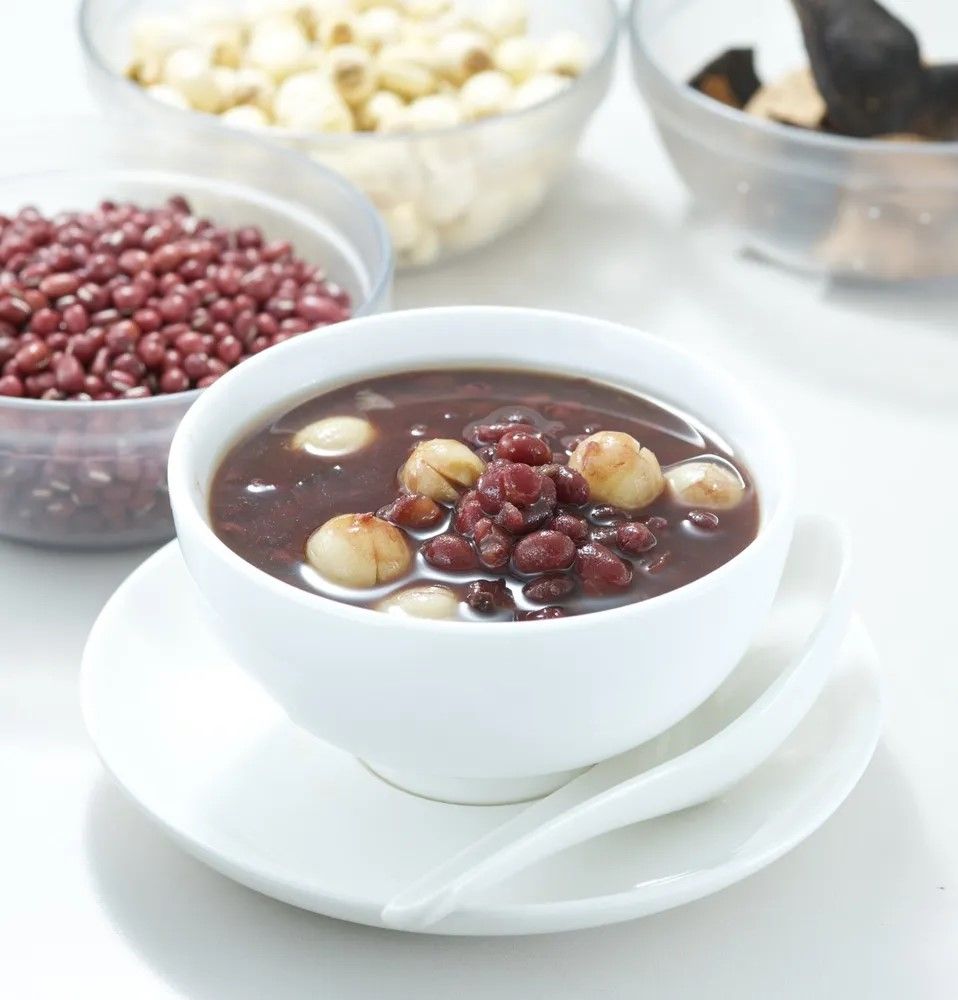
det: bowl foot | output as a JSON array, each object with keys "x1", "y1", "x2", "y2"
[{"x1": 362, "y1": 761, "x2": 586, "y2": 806}]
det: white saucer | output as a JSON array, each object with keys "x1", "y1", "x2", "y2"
[{"x1": 81, "y1": 542, "x2": 882, "y2": 936}]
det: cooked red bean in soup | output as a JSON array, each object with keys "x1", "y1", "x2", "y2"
[{"x1": 210, "y1": 369, "x2": 760, "y2": 621}]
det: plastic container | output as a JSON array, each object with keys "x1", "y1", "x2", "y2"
[
  {"x1": 630, "y1": 0, "x2": 958, "y2": 280},
  {"x1": 79, "y1": 0, "x2": 619, "y2": 270},
  {"x1": 0, "y1": 117, "x2": 392, "y2": 549}
]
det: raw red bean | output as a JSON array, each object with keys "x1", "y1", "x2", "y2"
[
  {"x1": 496, "y1": 430, "x2": 551, "y2": 465},
  {"x1": 62, "y1": 303, "x2": 89, "y2": 333},
  {"x1": 513, "y1": 530, "x2": 575, "y2": 574},
  {"x1": 54, "y1": 353, "x2": 85, "y2": 394},
  {"x1": 422, "y1": 534, "x2": 479, "y2": 572},
  {"x1": 0, "y1": 195, "x2": 351, "y2": 402},
  {"x1": 377, "y1": 493, "x2": 444, "y2": 529},
  {"x1": 30, "y1": 309, "x2": 60, "y2": 335},
  {"x1": 182, "y1": 352, "x2": 210, "y2": 380},
  {"x1": 576, "y1": 543, "x2": 633, "y2": 591},
  {"x1": 296, "y1": 294, "x2": 345, "y2": 324},
  {"x1": 0, "y1": 373, "x2": 23, "y2": 396},
  {"x1": 160, "y1": 368, "x2": 189, "y2": 393},
  {"x1": 39, "y1": 273, "x2": 79, "y2": 299},
  {"x1": 687, "y1": 510, "x2": 720, "y2": 530},
  {"x1": 0, "y1": 296, "x2": 31, "y2": 325},
  {"x1": 617, "y1": 522, "x2": 657, "y2": 554},
  {"x1": 14, "y1": 340, "x2": 51, "y2": 374},
  {"x1": 523, "y1": 574, "x2": 575, "y2": 604},
  {"x1": 465, "y1": 579, "x2": 515, "y2": 614}
]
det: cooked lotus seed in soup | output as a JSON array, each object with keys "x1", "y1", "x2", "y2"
[{"x1": 210, "y1": 370, "x2": 760, "y2": 621}]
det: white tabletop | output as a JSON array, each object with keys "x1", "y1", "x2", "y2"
[{"x1": 2, "y1": 3, "x2": 956, "y2": 998}]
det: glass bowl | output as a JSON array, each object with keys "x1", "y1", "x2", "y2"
[
  {"x1": 0, "y1": 117, "x2": 392, "y2": 549},
  {"x1": 78, "y1": 0, "x2": 619, "y2": 270},
  {"x1": 630, "y1": 0, "x2": 958, "y2": 280}
]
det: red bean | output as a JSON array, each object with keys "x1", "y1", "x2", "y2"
[
  {"x1": 160, "y1": 367, "x2": 189, "y2": 393},
  {"x1": 14, "y1": 340, "x2": 51, "y2": 373},
  {"x1": 378, "y1": 493, "x2": 445, "y2": 530},
  {"x1": 182, "y1": 352, "x2": 210, "y2": 380},
  {"x1": 112, "y1": 282, "x2": 147, "y2": 313},
  {"x1": 513, "y1": 530, "x2": 575, "y2": 574},
  {"x1": 617, "y1": 522, "x2": 657, "y2": 554},
  {"x1": 296, "y1": 294, "x2": 346, "y2": 324},
  {"x1": 687, "y1": 510, "x2": 720, "y2": 530},
  {"x1": 496, "y1": 430, "x2": 551, "y2": 465},
  {"x1": 475, "y1": 518, "x2": 512, "y2": 569},
  {"x1": 576, "y1": 543, "x2": 633, "y2": 591},
  {"x1": 0, "y1": 296, "x2": 31, "y2": 326},
  {"x1": 494, "y1": 501, "x2": 525, "y2": 534},
  {"x1": 454, "y1": 490, "x2": 486, "y2": 535},
  {"x1": 29, "y1": 308, "x2": 60, "y2": 335},
  {"x1": 465, "y1": 579, "x2": 515, "y2": 614},
  {"x1": 422, "y1": 534, "x2": 479, "y2": 572},
  {"x1": 0, "y1": 196, "x2": 351, "y2": 404},
  {"x1": 551, "y1": 513, "x2": 589, "y2": 544},
  {"x1": 523, "y1": 574, "x2": 576, "y2": 604},
  {"x1": 544, "y1": 464, "x2": 590, "y2": 505},
  {"x1": 54, "y1": 353, "x2": 85, "y2": 394},
  {"x1": 502, "y1": 463, "x2": 543, "y2": 507},
  {"x1": 0, "y1": 373, "x2": 24, "y2": 396},
  {"x1": 39, "y1": 273, "x2": 80, "y2": 299},
  {"x1": 516, "y1": 607, "x2": 567, "y2": 621}
]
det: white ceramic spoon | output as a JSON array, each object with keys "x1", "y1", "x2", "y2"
[{"x1": 381, "y1": 514, "x2": 852, "y2": 932}]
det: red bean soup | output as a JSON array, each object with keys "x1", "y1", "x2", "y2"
[{"x1": 210, "y1": 369, "x2": 760, "y2": 621}]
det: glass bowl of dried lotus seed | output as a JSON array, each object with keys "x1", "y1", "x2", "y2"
[
  {"x1": 631, "y1": 0, "x2": 958, "y2": 281},
  {"x1": 79, "y1": 0, "x2": 620, "y2": 270}
]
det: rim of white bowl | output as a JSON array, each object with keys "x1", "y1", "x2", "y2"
[
  {"x1": 168, "y1": 306, "x2": 799, "y2": 632},
  {"x1": 77, "y1": 0, "x2": 621, "y2": 146},
  {"x1": 629, "y1": 0, "x2": 958, "y2": 156},
  {"x1": 0, "y1": 119, "x2": 394, "y2": 415}
]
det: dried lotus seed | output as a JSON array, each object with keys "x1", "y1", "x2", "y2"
[
  {"x1": 510, "y1": 72, "x2": 570, "y2": 110},
  {"x1": 536, "y1": 31, "x2": 590, "y2": 77},
  {"x1": 327, "y1": 44, "x2": 377, "y2": 104},
  {"x1": 459, "y1": 70, "x2": 514, "y2": 119},
  {"x1": 221, "y1": 104, "x2": 271, "y2": 128}
]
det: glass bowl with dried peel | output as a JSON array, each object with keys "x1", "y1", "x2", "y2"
[
  {"x1": 79, "y1": 0, "x2": 619, "y2": 270},
  {"x1": 630, "y1": 0, "x2": 958, "y2": 280}
]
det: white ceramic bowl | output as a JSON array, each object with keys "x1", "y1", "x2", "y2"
[{"x1": 168, "y1": 307, "x2": 796, "y2": 804}]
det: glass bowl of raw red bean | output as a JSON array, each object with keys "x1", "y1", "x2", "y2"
[{"x1": 0, "y1": 117, "x2": 392, "y2": 548}]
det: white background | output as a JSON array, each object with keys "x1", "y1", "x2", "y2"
[{"x1": 2, "y1": 2, "x2": 957, "y2": 997}]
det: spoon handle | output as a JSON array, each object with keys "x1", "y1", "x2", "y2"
[{"x1": 381, "y1": 515, "x2": 852, "y2": 932}]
